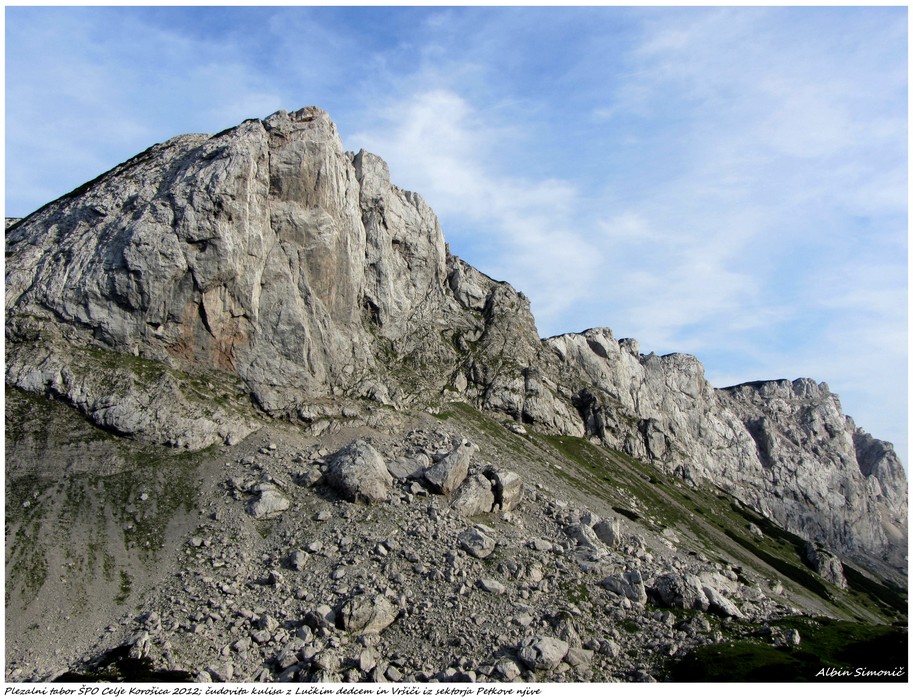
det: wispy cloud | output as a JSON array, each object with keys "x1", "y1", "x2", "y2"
[
  {"x1": 346, "y1": 7, "x2": 906, "y2": 461},
  {"x1": 582, "y1": 7, "x2": 907, "y2": 460}
]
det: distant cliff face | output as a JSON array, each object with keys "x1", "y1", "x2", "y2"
[
  {"x1": 543, "y1": 330, "x2": 907, "y2": 572},
  {"x1": 5, "y1": 107, "x2": 906, "y2": 573}
]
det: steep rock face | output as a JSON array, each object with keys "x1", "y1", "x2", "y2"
[
  {"x1": 7, "y1": 110, "x2": 374, "y2": 416},
  {"x1": 6, "y1": 107, "x2": 578, "y2": 440},
  {"x1": 720, "y1": 380, "x2": 907, "y2": 571},
  {"x1": 544, "y1": 328, "x2": 907, "y2": 571},
  {"x1": 5, "y1": 107, "x2": 906, "y2": 573}
]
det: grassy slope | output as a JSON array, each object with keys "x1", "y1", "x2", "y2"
[{"x1": 5, "y1": 388, "x2": 209, "y2": 672}]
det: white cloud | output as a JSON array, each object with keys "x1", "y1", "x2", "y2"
[{"x1": 578, "y1": 8, "x2": 907, "y2": 461}]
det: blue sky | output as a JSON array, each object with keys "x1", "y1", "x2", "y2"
[{"x1": 5, "y1": 5, "x2": 908, "y2": 465}]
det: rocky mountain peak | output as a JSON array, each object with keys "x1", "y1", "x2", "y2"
[{"x1": 5, "y1": 106, "x2": 906, "y2": 580}]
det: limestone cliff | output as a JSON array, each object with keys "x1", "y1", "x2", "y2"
[{"x1": 5, "y1": 107, "x2": 906, "y2": 575}]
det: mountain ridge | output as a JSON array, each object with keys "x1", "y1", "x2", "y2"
[
  {"x1": 6, "y1": 106, "x2": 905, "y2": 574},
  {"x1": 4, "y1": 105, "x2": 907, "y2": 682}
]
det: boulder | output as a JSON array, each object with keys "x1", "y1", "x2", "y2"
[
  {"x1": 327, "y1": 440, "x2": 393, "y2": 504},
  {"x1": 804, "y1": 542, "x2": 847, "y2": 589},
  {"x1": 425, "y1": 441, "x2": 476, "y2": 496},
  {"x1": 337, "y1": 594, "x2": 398, "y2": 636},
  {"x1": 653, "y1": 573, "x2": 709, "y2": 611},
  {"x1": 477, "y1": 578, "x2": 506, "y2": 595},
  {"x1": 247, "y1": 486, "x2": 290, "y2": 519},
  {"x1": 287, "y1": 550, "x2": 309, "y2": 572},
  {"x1": 485, "y1": 467, "x2": 524, "y2": 512},
  {"x1": 451, "y1": 474, "x2": 495, "y2": 516},
  {"x1": 457, "y1": 526, "x2": 497, "y2": 559},
  {"x1": 564, "y1": 647, "x2": 594, "y2": 669},
  {"x1": 598, "y1": 570, "x2": 647, "y2": 604},
  {"x1": 702, "y1": 585, "x2": 744, "y2": 618},
  {"x1": 593, "y1": 518, "x2": 623, "y2": 548},
  {"x1": 494, "y1": 657, "x2": 522, "y2": 681},
  {"x1": 518, "y1": 636, "x2": 570, "y2": 672},
  {"x1": 387, "y1": 455, "x2": 426, "y2": 481},
  {"x1": 565, "y1": 523, "x2": 604, "y2": 551}
]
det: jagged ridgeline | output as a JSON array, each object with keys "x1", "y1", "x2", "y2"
[{"x1": 4, "y1": 107, "x2": 907, "y2": 682}]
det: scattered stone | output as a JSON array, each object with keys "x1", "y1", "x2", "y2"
[
  {"x1": 275, "y1": 650, "x2": 298, "y2": 670},
  {"x1": 287, "y1": 550, "x2": 309, "y2": 571},
  {"x1": 597, "y1": 639, "x2": 620, "y2": 658},
  {"x1": 702, "y1": 585, "x2": 744, "y2": 618},
  {"x1": 477, "y1": 578, "x2": 506, "y2": 595},
  {"x1": 457, "y1": 526, "x2": 497, "y2": 559},
  {"x1": 593, "y1": 518, "x2": 623, "y2": 548},
  {"x1": 250, "y1": 629, "x2": 271, "y2": 645},
  {"x1": 599, "y1": 570, "x2": 647, "y2": 604},
  {"x1": 564, "y1": 647, "x2": 594, "y2": 669},
  {"x1": 566, "y1": 523, "x2": 604, "y2": 550},
  {"x1": 247, "y1": 486, "x2": 290, "y2": 519},
  {"x1": 256, "y1": 614, "x2": 279, "y2": 632},
  {"x1": 495, "y1": 657, "x2": 522, "y2": 681},
  {"x1": 653, "y1": 573, "x2": 709, "y2": 611},
  {"x1": 358, "y1": 648, "x2": 377, "y2": 673},
  {"x1": 387, "y1": 456, "x2": 426, "y2": 480},
  {"x1": 312, "y1": 650, "x2": 340, "y2": 672},
  {"x1": 297, "y1": 469, "x2": 323, "y2": 487}
]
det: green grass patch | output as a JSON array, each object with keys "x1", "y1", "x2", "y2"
[
  {"x1": 96, "y1": 445, "x2": 206, "y2": 556},
  {"x1": 562, "y1": 582, "x2": 591, "y2": 605},
  {"x1": 115, "y1": 571, "x2": 133, "y2": 605},
  {"x1": 722, "y1": 527, "x2": 831, "y2": 600},
  {"x1": 842, "y1": 565, "x2": 907, "y2": 620},
  {"x1": 619, "y1": 620, "x2": 640, "y2": 634},
  {"x1": 5, "y1": 474, "x2": 53, "y2": 603},
  {"x1": 671, "y1": 617, "x2": 907, "y2": 682}
]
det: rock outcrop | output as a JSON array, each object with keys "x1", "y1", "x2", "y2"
[{"x1": 5, "y1": 106, "x2": 906, "y2": 577}]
